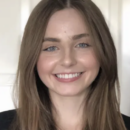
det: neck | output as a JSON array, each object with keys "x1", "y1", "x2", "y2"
[{"x1": 49, "y1": 91, "x2": 88, "y2": 130}]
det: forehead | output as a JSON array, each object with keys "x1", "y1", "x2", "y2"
[{"x1": 44, "y1": 8, "x2": 90, "y2": 37}]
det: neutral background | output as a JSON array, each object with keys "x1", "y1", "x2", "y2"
[{"x1": 0, "y1": 0, "x2": 130, "y2": 116}]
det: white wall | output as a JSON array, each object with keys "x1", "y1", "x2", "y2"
[
  {"x1": 0, "y1": 0, "x2": 21, "y2": 112},
  {"x1": 121, "y1": 0, "x2": 130, "y2": 116},
  {"x1": 0, "y1": 0, "x2": 130, "y2": 116}
]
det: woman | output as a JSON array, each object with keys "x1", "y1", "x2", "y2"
[{"x1": 0, "y1": 0, "x2": 130, "y2": 130}]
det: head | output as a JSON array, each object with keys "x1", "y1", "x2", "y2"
[
  {"x1": 36, "y1": 7, "x2": 100, "y2": 97},
  {"x1": 12, "y1": 0, "x2": 126, "y2": 130}
]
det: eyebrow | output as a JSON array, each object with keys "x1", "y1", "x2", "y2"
[{"x1": 43, "y1": 33, "x2": 89, "y2": 42}]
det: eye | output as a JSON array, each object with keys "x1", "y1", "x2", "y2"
[
  {"x1": 76, "y1": 43, "x2": 90, "y2": 48},
  {"x1": 43, "y1": 46, "x2": 58, "y2": 51}
]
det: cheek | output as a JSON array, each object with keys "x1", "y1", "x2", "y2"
[
  {"x1": 78, "y1": 51, "x2": 100, "y2": 69},
  {"x1": 36, "y1": 54, "x2": 56, "y2": 76},
  {"x1": 88, "y1": 56, "x2": 99, "y2": 69}
]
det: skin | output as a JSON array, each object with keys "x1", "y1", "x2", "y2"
[{"x1": 37, "y1": 8, "x2": 100, "y2": 130}]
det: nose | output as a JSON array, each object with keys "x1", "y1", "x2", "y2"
[{"x1": 60, "y1": 49, "x2": 77, "y2": 67}]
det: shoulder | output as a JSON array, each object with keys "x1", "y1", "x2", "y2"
[
  {"x1": 0, "y1": 110, "x2": 130, "y2": 130},
  {"x1": 0, "y1": 109, "x2": 16, "y2": 130},
  {"x1": 122, "y1": 113, "x2": 130, "y2": 130}
]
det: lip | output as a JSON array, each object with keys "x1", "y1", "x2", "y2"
[
  {"x1": 53, "y1": 72, "x2": 84, "y2": 83},
  {"x1": 55, "y1": 72, "x2": 83, "y2": 75}
]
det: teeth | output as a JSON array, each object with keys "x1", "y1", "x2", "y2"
[{"x1": 56, "y1": 73, "x2": 81, "y2": 79}]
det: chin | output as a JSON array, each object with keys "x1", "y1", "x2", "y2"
[{"x1": 49, "y1": 88, "x2": 87, "y2": 97}]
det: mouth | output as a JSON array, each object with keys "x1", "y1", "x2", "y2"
[
  {"x1": 53, "y1": 72, "x2": 84, "y2": 83},
  {"x1": 54, "y1": 72, "x2": 84, "y2": 78}
]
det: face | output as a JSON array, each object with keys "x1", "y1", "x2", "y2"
[{"x1": 37, "y1": 8, "x2": 100, "y2": 97}]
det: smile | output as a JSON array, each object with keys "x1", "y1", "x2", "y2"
[
  {"x1": 54, "y1": 72, "x2": 84, "y2": 83},
  {"x1": 55, "y1": 72, "x2": 82, "y2": 79}
]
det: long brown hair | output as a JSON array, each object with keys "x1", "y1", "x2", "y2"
[{"x1": 10, "y1": 0, "x2": 126, "y2": 130}]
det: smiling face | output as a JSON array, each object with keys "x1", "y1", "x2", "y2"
[{"x1": 37, "y1": 8, "x2": 100, "y2": 97}]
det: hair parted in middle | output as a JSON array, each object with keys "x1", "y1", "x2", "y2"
[{"x1": 11, "y1": 0, "x2": 126, "y2": 130}]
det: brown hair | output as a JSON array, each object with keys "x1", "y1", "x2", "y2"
[{"x1": 10, "y1": 0, "x2": 126, "y2": 130}]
